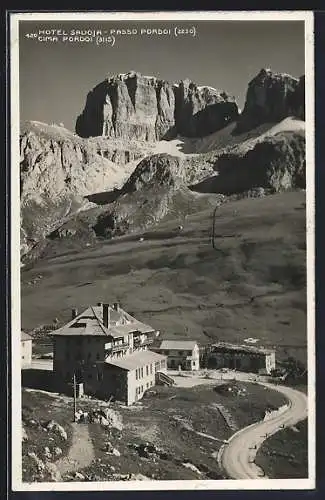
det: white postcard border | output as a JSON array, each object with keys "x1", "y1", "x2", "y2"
[{"x1": 10, "y1": 10, "x2": 315, "y2": 492}]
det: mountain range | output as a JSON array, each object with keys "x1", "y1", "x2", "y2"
[{"x1": 20, "y1": 68, "x2": 305, "y2": 263}]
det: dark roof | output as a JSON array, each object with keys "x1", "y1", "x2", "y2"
[
  {"x1": 21, "y1": 331, "x2": 32, "y2": 341},
  {"x1": 50, "y1": 305, "x2": 155, "y2": 338},
  {"x1": 211, "y1": 342, "x2": 275, "y2": 355}
]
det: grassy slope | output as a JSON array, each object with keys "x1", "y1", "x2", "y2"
[
  {"x1": 255, "y1": 419, "x2": 308, "y2": 478},
  {"x1": 21, "y1": 190, "x2": 307, "y2": 364},
  {"x1": 22, "y1": 382, "x2": 289, "y2": 481}
]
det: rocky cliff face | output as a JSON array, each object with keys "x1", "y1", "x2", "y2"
[
  {"x1": 20, "y1": 122, "x2": 133, "y2": 255},
  {"x1": 76, "y1": 71, "x2": 239, "y2": 141},
  {"x1": 192, "y1": 131, "x2": 306, "y2": 195},
  {"x1": 237, "y1": 69, "x2": 305, "y2": 133}
]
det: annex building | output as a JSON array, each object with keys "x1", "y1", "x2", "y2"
[
  {"x1": 152, "y1": 339, "x2": 200, "y2": 371},
  {"x1": 51, "y1": 302, "x2": 169, "y2": 405},
  {"x1": 209, "y1": 342, "x2": 276, "y2": 374}
]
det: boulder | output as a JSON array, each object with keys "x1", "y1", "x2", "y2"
[
  {"x1": 54, "y1": 446, "x2": 62, "y2": 456},
  {"x1": 74, "y1": 472, "x2": 85, "y2": 480},
  {"x1": 27, "y1": 452, "x2": 45, "y2": 472},
  {"x1": 100, "y1": 407, "x2": 123, "y2": 431},
  {"x1": 45, "y1": 420, "x2": 68, "y2": 441},
  {"x1": 44, "y1": 446, "x2": 52, "y2": 459}
]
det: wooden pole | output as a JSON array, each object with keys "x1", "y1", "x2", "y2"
[{"x1": 73, "y1": 372, "x2": 77, "y2": 422}]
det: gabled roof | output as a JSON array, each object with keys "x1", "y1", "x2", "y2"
[
  {"x1": 104, "y1": 349, "x2": 166, "y2": 371},
  {"x1": 50, "y1": 305, "x2": 155, "y2": 339},
  {"x1": 157, "y1": 340, "x2": 198, "y2": 351},
  {"x1": 21, "y1": 331, "x2": 32, "y2": 341}
]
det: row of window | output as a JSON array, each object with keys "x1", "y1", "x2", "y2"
[
  {"x1": 135, "y1": 364, "x2": 153, "y2": 380},
  {"x1": 136, "y1": 380, "x2": 154, "y2": 396},
  {"x1": 135, "y1": 360, "x2": 166, "y2": 380}
]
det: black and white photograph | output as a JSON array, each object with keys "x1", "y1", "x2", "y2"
[{"x1": 10, "y1": 11, "x2": 315, "y2": 491}]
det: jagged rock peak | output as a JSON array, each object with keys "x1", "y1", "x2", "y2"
[
  {"x1": 236, "y1": 68, "x2": 305, "y2": 133},
  {"x1": 75, "y1": 72, "x2": 239, "y2": 141},
  {"x1": 248, "y1": 68, "x2": 299, "y2": 86}
]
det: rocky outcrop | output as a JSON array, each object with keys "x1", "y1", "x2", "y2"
[
  {"x1": 121, "y1": 154, "x2": 186, "y2": 194},
  {"x1": 76, "y1": 71, "x2": 239, "y2": 140},
  {"x1": 192, "y1": 131, "x2": 305, "y2": 195},
  {"x1": 20, "y1": 122, "x2": 133, "y2": 256},
  {"x1": 237, "y1": 69, "x2": 305, "y2": 133}
]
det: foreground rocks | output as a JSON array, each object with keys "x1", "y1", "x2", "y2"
[{"x1": 45, "y1": 420, "x2": 68, "y2": 441}]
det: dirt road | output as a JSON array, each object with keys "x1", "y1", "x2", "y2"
[
  {"x1": 56, "y1": 423, "x2": 95, "y2": 476},
  {"x1": 219, "y1": 383, "x2": 308, "y2": 479}
]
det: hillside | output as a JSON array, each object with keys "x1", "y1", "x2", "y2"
[{"x1": 21, "y1": 190, "x2": 307, "y2": 365}]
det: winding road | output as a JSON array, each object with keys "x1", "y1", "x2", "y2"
[{"x1": 219, "y1": 383, "x2": 308, "y2": 479}]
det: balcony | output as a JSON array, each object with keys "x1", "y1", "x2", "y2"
[
  {"x1": 112, "y1": 342, "x2": 129, "y2": 351},
  {"x1": 133, "y1": 337, "x2": 153, "y2": 346}
]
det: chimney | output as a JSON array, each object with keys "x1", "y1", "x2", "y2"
[
  {"x1": 113, "y1": 302, "x2": 120, "y2": 311},
  {"x1": 103, "y1": 303, "x2": 110, "y2": 327},
  {"x1": 97, "y1": 302, "x2": 102, "y2": 307},
  {"x1": 71, "y1": 308, "x2": 78, "y2": 320}
]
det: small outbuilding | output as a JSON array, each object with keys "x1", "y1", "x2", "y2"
[
  {"x1": 152, "y1": 339, "x2": 200, "y2": 371},
  {"x1": 21, "y1": 331, "x2": 32, "y2": 367}
]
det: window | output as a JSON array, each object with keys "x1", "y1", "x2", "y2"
[
  {"x1": 146, "y1": 382, "x2": 149, "y2": 389},
  {"x1": 136, "y1": 369, "x2": 138, "y2": 380},
  {"x1": 178, "y1": 351, "x2": 183, "y2": 356},
  {"x1": 150, "y1": 364, "x2": 153, "y2": 375},
  {"x1": 22, "y1": 355, "x2": 24, "y2": 359},
  {"x1": 141, "y1": 367, "x2": 143, "y2": 378},
  {"x1": 146, "y1": 365, "x2": 149, "y2": 376},
  {"x1": 141, "y1": 385, "x2": 143, "y2": 393},
  {"x1": 96, "y1": 353, "x2": 100, "y2": 360}
]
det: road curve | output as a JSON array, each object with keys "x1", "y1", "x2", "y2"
[{"x1": 219, "y1": 383, "x2": 308, "y2": 479}]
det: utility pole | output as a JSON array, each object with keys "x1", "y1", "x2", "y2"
[{"x1": 73, "y1": 372, "x2": 77, "y2": 422}]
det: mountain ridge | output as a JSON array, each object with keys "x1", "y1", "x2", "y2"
[{"x1": 20, "y1": 68, "x2": 306, "y2": 261}]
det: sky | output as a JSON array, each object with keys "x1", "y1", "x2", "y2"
[{"x1": 19, "y1": 20, "x2": 305, "y2": 132}]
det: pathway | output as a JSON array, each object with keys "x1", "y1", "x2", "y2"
[{"x1": 56, "y1": 423, "x2": 95, "y2": 476}]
